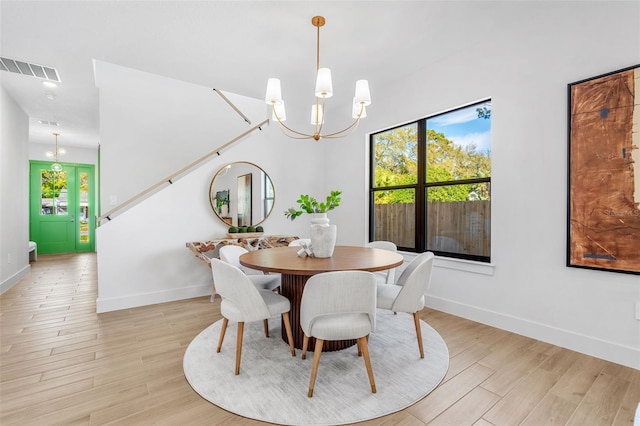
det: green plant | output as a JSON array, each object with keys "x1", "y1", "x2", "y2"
[{"x1": 284, "y1": 190, "x2": 342, "y2": 221}]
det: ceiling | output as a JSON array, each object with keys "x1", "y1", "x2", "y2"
[{"x1": 0, "y1": 1, "x2": 501, "y2": 149}]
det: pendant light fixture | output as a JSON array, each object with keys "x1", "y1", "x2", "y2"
[
  {"x1": 265, "y1": 16, "x2": 371, "y2": 141},
  {"x1": 51, "y1": 132, "x2": 63, "y2": 172}
]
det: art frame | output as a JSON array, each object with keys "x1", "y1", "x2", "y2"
[{"x1": 567, "y1": 64, "x2": 640, "y2": 275}]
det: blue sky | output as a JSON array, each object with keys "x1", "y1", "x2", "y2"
[{"x1": 427, "y1": 101, "x2": 492, "y2": 154}]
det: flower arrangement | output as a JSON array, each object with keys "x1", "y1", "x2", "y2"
[{"x1": 284, "y1": 190, "x2": 342, "y2": 221}]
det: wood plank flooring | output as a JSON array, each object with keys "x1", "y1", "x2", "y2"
[{"x1": 1, "y1": 253, "x2": 638, "y2": 425}]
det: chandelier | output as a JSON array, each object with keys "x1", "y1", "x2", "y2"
[
  {"x1": 264, "y1": 16, "x2": 371, "y2": 141},
  {"x1": 50, "y1": 132, "x2": 63, "y2": 171}
]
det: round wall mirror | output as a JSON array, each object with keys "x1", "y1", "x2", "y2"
[{"x1": 209, "y1": 162, "x2": 275, "y2": 227}]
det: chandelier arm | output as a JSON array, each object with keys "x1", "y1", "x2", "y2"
[
  {"x1": 278, "y1": 122, "x2": 315, "y2": 139},
  {"x1": 319, "y1": 118, "x2": 362, "y2": 139},
  {"x1": 319, "y1": 103, "x2": 365, "y2": 138},
  {"x1": 274, "y1": 117, "x2": 315, "y2": 139},
  {"x1": 271, "y1": 101, "x2": 364, "y2": 140},
  {"x1": 271, "y1": 104, "x2": 313, "y2": 138},
  {"x1": 271, "y1": 107, "x2": 315, "y2": 139},
  {"x1": 276, "y1": 121, "x2": 316, "y2": 139},
  {"x1": 314, "y1": 96, "x2": 326, "y2": 136},
  {"x1": 279, "y1": 130, "x2": 315, "y2": 140}
]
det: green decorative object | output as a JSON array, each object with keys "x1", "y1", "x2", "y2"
[{"x1": 284, "y1": 190, "x2": 342, "y2": 221}]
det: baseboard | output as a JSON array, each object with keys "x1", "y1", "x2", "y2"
[
  {"x1": 427, "y1": 295, "x2": 640, "y2": 370},
  {"x1": 96, "y1": 284, "x2": 212, "y2": 313},
  {"x1": 0, "y1": 264, "x2": 31, "y2": 295}
]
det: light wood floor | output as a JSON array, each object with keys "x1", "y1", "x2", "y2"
[{"x1": 1, "y1": 253, "x2": 638, "y2": 425}]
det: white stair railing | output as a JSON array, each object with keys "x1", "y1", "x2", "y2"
[{"x1": 98, "y1": 88, "x2": 268, "y2": 225}]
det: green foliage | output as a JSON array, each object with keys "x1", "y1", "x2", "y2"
[
  {"x1": 373, "y1": 119, "x2": 491, "y2": 204},
  {"x1": 41, "y1": 170, "x2": 67, "y2": 198},
  {"x1": 373, "y1": 124, "x2": 418, "y2": 182},
  {"x1": 284, "y1": 190, "x2": 342, "y2": 221},
  {"x1": 476, "y1": 106, "x2": 491, "y2": 119}
]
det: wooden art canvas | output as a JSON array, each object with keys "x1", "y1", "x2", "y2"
[{"x1": 567, "y1": 64, "x2": 640, "y2": 274}]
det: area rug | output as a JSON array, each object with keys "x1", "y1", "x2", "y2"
[{"x1": 183, "y1": 309, "x2": 449, "y2": 426}]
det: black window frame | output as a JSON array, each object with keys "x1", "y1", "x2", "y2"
[{"x1": 368, "y1": 100, "x2": 491, "y2": 263}]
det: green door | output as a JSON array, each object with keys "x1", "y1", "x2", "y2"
[{"x1": 29, "y1": 161, "x2": 95, "y2": 254}]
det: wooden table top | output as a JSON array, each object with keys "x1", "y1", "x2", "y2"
[{"x1": 239, "y1": 245, "x2": 404, "y2": 276}]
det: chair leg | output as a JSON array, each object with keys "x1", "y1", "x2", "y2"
[
  {"x1": 308, "y1": 338, "x2": 324, "y2": 397},
  {"x1": 217, "y1": 317, "x2": 228, "y2": 353},
  {"x1": 357, "y1": 335, "x2": 370, "y2": 356},
  {"x1": 413, "y1": 312, "x2": 424, "y2": 359},
  {"x1": 263, "y1": 319, "x2": 269, "y2": 337},
  {"x1": 358, "y1": 336, "x2": 376, "y2": 393},
  {"x1": 235, "y1": 322, "x2": 244, "y2": 375},
  {"x1": 301, "y1": 335, "x2": 309, "y2": 360},
  {"x1": 282, "y1": 312, "x2": 296, "y2": 357}
]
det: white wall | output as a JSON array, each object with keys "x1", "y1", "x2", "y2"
[
  {"x1": 0, "y1": 87, "x2": 30, "y2": 294},
  {"x1": 97, "y1": 2, "x2": 639, "y2": 368},
  {"x1": 94, "y1": 60, "x2": 280, "y2": 211},
  {"x1": 328, "y1": 1, "x2": 640, "y2": 368},
  {"x1": 96, "y1": 62, "x2": 323, "y2": 312},
  {"x1": 29, "y1": 142, "x2": 98, "y2": 166}
]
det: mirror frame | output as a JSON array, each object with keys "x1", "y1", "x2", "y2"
[{"x1": 209, "y1": 161, "x2": 275, "y2": 227}]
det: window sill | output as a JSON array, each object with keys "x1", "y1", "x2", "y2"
[{"x1": 399, "y1": 251, "x2": 495, "y2": 276}]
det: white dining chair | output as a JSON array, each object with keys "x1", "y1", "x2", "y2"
[
  {"x1": 366, "y1": 240, "x2": 399, "y2": 284},
  {"x1": 218, "y1": 245, "x2": 281, "y2": 292},
  {"x1": 376, "y1": 251, "x2": 435, "y2": 358},
  {"x1": 211, "y1": 258, "x2": 295, "y2": 375},
  {"x1": 300, "y1": 270, "x2": 377, "y2": 397}
]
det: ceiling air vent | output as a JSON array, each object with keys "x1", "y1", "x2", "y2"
[
  {"x1": 38, "y1": 120, "x2": 60, "y2": 126},
  {"x1": 0, "y1": 57, "x2": 61, "y2": 82}
]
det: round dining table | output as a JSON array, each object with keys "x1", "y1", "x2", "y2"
[{"x1": 240, "y1": 245, "x2": 404, "y2": 351}]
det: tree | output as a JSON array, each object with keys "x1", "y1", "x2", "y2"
[
  {"x1": 374, "y1": 126, "x2": 491, "y2": 203},
  {"x1": 373, "y1": 124, "x2": 418, "y2": 182},
  {"x1": 41, "y1": 170, "x2": 67, "y2": 198}
]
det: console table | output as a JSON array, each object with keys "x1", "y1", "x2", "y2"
[{"x1": 186, "y1": 235, "x2": 299, "y2": 267}]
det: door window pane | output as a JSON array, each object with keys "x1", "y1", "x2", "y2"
[
  {"x1": 40, "y1": 170, "x2": 68, "y2": 215},
  {"x1": 79, "y1": 172, "x2": 90, "y2": 243}
]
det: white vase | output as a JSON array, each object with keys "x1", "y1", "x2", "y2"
[
  {"x1": 309, "y1": 213, "x2": 330, "y2": 226},
  {"x1": 309, "y1": 213, "x2": 337, "y2": 258}
]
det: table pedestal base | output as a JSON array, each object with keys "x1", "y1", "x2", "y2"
[{"x1": 280, "y1": 273, "x2": 356, "y2": 351}]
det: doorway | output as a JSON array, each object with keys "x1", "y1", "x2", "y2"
[{"x1": 29, "y1": 161, "x2": 95, "y2": 254}]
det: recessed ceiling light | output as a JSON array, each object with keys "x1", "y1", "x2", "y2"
[{"x1": 42, "y1": 81, "x2": 57, "y2": 88}]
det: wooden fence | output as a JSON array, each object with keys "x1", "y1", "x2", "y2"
[{"x1": 374, "y1": 201, "x2": 491, "y2": 256}]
